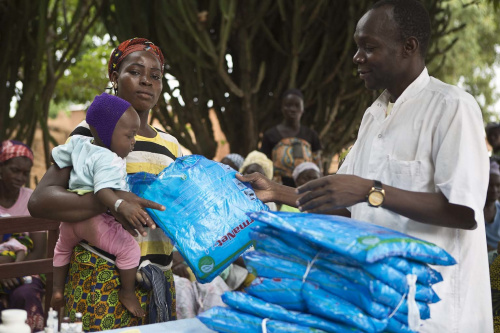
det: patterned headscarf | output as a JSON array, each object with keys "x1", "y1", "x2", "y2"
[
  {"x1": 0, "y1": 140, "x2": 34, "y2": 163},
  {"x1": 108, "y1": 38, "x2": 165, "y2": 80},
  {"x1": 86, "y1": 93, "x2": 132, "y2": 148}
]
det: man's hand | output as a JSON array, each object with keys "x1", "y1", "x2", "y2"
[
  {"x1": 112, "y1": 191, "x2": 165, "y2": 237},
  {"x1": 296, "y1": 174, "x2": 372, "y2": 213},
  {"x1": 235, "y1": 172, "x2": 276, "y2": 203}
]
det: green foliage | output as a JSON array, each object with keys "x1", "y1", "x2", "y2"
[
  {"x1": 54, "y1": 35, "x2": 112, "y2": 104},
  {"x1": 428, "y1": 0, "x2": 500, "y2": 122}
]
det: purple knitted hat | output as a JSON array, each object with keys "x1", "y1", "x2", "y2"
[{"x1": 86, "y1": 93, "x2": 131, "y2": 148}]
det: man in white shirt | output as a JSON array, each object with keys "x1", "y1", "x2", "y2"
[
  {"x1": 293, "y1": 0, "x2": 492, "y2": 332},
  {"x1": 238, "y1": 0, "x2": 492, "y2": 331}
]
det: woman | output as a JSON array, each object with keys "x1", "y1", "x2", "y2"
[
  {"x1": 29, "y1": 38, "x2": 181, "y2": 331},
  {"x1": 0, "y1": 140, "x2": 46, "y2": 332},
  {"x1": 260, "y1": 89, "x2": 322, "y2": 187}
]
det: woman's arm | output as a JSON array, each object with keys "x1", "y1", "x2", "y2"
[{"x1": 28, "y1": 164, "x2": 106, "y2": 222}]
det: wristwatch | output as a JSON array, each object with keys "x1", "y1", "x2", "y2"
[{"x1": 367, "y1": 180, "x2": 385, "y2": 207}]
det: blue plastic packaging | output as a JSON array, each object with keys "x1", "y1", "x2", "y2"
[
  {"x1": 247, "y1": 211, "x2": 456, "y2": 266},
  {"x1": 302, "y1": 283, "x2": 388, "y2": 332},
  {"x1": 198, "y1": 306, "x2": 328, "y2": 333},
  {"x1": 222, "y1": 291, "x2": 357, "y2": 333},
  {"x1": 128, "y1": 155, "x2": 268, "y2": 282},
  {"x1": 243, "y1": 250, "x2": 431, "y2": 319}
]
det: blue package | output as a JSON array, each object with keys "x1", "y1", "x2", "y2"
[
  {"x1": 198, "y1": 306, "x2": 328, "y2": 333},
  {"x1": 302, "y1": 283, "x2": 388, "y2": 333},
  {"x1": 252, "y1": 225, "x2": 443, "y2": 286},
  {"x1": 222, "y1": 291, "x2": 357, "y2": 333},
  {"x1": 247, "y1": 211, "x2": 456, "y2": 266},
  {"x1": 386, "y1": 317, "x2": 418, "y2": 333},
  {"x1": 245, "y1": 277, "x2": 307, "y2": 312},
  {"x1": 251, "y1": 228, "x2": 442, "y2": 296},
  {"x1": 243, "y1": 250, "x2": 431, "y2": 320},
  {"x1": 131, "y1": 155, "x2": 268, "y2": 283}
]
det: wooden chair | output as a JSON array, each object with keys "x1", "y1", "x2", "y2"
[{"x1": 0, "y1": 216, "x2": 60, "y2": 315}]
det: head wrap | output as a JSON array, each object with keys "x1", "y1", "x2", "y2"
[
  {"x1": 491, "y1": 160, "x2": 500, "y2": 177},
  {"x1": 108, "y1": 38, "x2": 165, "y2": 80},
  {"x1": 240, "y1": 151, "x2": 274, "y2": 180},
  {"x1": 224, "y1": 153, "x2": 244, "y2": 170},
  {"x1": 292, "y1": 162, "x2": 320, "y2": 182},
  {"x1": 0, "y1": 140, "x2": 33, "y2": 163},
  {"x1": 86, "y1": 93, "x2": 132, "y2": 148}
]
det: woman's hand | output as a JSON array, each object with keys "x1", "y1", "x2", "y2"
[{"x1": 172, "y1": 251, "x2": 190, "y2": 279}]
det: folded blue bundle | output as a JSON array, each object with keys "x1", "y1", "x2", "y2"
[
  {"x1": 222, "y1": 292, "x2": 356, "y2": 333},
  {"x1": 243, "y1": 251, "x2": 430, "y2": 320},
  {"x1": 198, "y1": 306, "x2": 328, "y2": 333},
  {"x1": 247, "y1": 211, "x2": 456, "y2": 266},
  {"x1": 128, "y1": 155, "x2": 268, "y2": 283}
]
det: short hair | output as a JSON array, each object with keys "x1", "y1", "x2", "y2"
[
  {"x1": 486, "y1": 122, "x2": 500, "y2": 141},
  {"x1": 282, "y1": 88, "x2": 304, "y2": 101},
  {"x1": 371, "y1": 0, "x2": 431, "y2": 57}
]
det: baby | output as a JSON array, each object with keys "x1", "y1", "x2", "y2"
[{"x1": 51, "y1": 93, "x2": 152, "y2": 317}]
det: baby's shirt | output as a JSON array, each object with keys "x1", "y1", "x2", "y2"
[{"x1": 52, "y1": 136, "x2": 128, "y2": 194}]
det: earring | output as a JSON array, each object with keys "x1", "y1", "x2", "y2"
[{"x1": 113, "y1": 82, "x2": 118, "y2": 90}]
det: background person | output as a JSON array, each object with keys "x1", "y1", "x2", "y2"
[
  {"x1": 0, "y1": 140, "x2": 46, "y2": 332},
  {"x1": 260, "y1": 89, "x2": 322, "y2": 187},
  {"x1": 219, "y1": 153, "x2": 244, "y2": 172},
  {"x1": 292, "y1": 161, "x2": 322, "y2": 187},
  {"x1": 28, "y1": 38, "x2": 181, "y2": 331}
]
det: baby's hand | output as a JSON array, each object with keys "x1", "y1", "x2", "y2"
[{"x1": 118, "y1": 201, "x2": 153, "y2": 237}]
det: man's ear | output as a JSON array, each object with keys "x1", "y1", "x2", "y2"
[{"x1": 403, "y1": 37, "x2": 419, "y2": 57}]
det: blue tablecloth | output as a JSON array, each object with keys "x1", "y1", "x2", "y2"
[{"x1": 106, "y1": 318, "x2": 215, "y2": 333}]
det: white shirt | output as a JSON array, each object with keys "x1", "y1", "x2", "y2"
[{"x1": 338, "y1": 68, "x2": 492, "y2": 333}]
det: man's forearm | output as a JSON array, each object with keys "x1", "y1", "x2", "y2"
[{"x1": 383, "y1": 185, "x2": 476, "y2": 230}]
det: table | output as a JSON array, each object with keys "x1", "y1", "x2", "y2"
[{"x1": 106, "y1": 318, "x2": 215, "y2": 333}]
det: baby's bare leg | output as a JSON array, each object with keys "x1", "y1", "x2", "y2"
[{"x1": 118, "y1": 267, "x2": 145, "y2": 317}]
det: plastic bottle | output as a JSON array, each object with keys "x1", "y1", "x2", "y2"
[
  {"x1": 0, "y1": 309, "x2": 31, "y2": 333},
  {"x1": 46, "y1": 307, "x2": 58, "y2": 333},
  {"x1": 60, "y1": 316, "x2": 71, "y2": 333},
  {"x1": 69, "y1": 312, "x2": 82, "y2": 333}
]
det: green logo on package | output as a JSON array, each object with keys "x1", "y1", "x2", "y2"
[{"x1": 198, "y1": 256, "x2": 215, "y2": 274}]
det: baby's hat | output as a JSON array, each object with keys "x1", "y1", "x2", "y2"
[{"x1": 86, "y1": 93, "x2": 131, "y2": 148}]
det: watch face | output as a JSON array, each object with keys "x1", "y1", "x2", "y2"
[{"x1": 369, "y1": 191, "x2": 384, "y2": 206}]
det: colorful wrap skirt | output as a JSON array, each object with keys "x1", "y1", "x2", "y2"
[{"x1": 63, "y1": 244, "x2": 176, "y2": 332}]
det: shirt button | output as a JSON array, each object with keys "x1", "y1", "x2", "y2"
[{"x1": 378, "y1": 134, "x2": 382, "y2": 138}]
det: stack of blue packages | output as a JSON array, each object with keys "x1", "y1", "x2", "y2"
[
  {"x1": 127, "y1": 155, "x2": 268, "y2": 283},
  {"x1": 198, "y1": 211, "x2": 456, "y2": 333}
]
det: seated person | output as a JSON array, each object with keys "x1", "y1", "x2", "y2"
[
  {"x1": 280, "y1": 162, "x2": 322, "y2": 212},
  {"x1": 0, "y1": 140, "x2": 46, "y2": 332},
  {"x1": 240, "y1": 151, "x2": 276, "y2": 211},
  {"x1": 220, "y1": 153, "x2": 244, "y2": 172}
]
